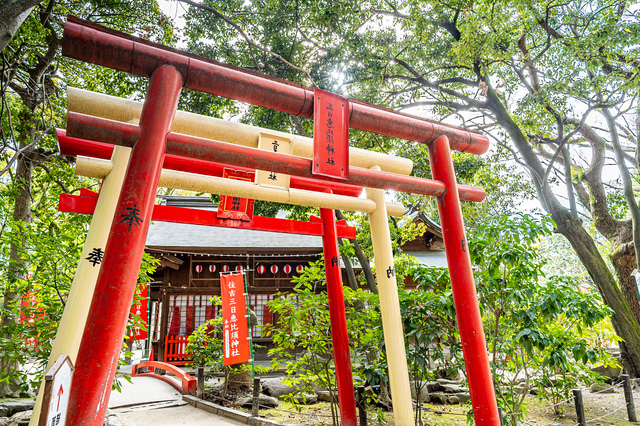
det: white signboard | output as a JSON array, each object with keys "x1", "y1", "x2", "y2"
[
  {"x1": 256, "y1": 133, "x2": 291, "y2": 189},
  {"x1": 39, "y1": 355, "x2": 74, "y2": 426}
]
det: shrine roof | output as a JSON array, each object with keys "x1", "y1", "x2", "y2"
[
  {"x1": 145, "y1": 220, "x2": 324, "y2": 251},
  {"x1": 146, "y1": 195, "x2": 325, "y2": 251}
]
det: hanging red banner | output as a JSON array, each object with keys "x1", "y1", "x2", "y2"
[
  {"x1": 220, "y1": 272, "x2": 251, "y2": 366},
  {"x1": 313, "y1": 88, "x2": 349, "y2": 181},
  {"x1": 129, "y1": 285, "x2": 148, "y2": 340}
]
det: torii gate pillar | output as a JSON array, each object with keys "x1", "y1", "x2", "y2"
[
  {"x1": 428, "y1": 136, "x2": 499, "y2": 423},
  {"x1": 66, "y1": 65, "x2": 183, "y2": 425},
  {"x1": 320, "y1": 207, "x2": 358, "y2": 426},
  {"x1": 366, "y1": 166, "x2": 415, "y2": 425}
]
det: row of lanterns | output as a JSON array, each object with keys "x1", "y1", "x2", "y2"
[{"x1": 194, "y1": 264, "x2": 305, "y2": 275}]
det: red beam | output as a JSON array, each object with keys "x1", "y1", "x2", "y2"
[
  {"x1": 62, "y1": 16, "x2": 489, "y2": 155},
  {"x1": 59, "y1": 193, "x2": 357, "y2": 239},
  {"x1": 66, "y1": 113, "x2": 486, "y2": 202},
  {"x1": 57, "y1": 129, "x2": 363, "y2": 198}
]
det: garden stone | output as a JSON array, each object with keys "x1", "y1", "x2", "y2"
[
  {"x1": 426, "y1": 382, "x2": 442, "y2": 393},
  {"x1": 291, "y1": 393, "x2": 317, "y2": 404},
  {"x1": 236, "y1": 394, "x2": 279, "y2": 408},
  {"x1": 436, "y1": 378, "x2": 459, "y2": 386},
  {"x1": 447, "y1": 395, "x2": 460, "y2": 404},
  {"x1": 409, "y1": 382, "x2": 430, "y2": 403},
  {"x1": 513, "y1": 385, "x2": 527, "y2": 395},
  {"x1": 261, "y1": 377, "x2": 298, "y2": 398},
  {"x1": 6, "y1": 409, "x2": 31, "y2": 426},
  {"x1": 430, "y1": 393, "x2": 448, "y2": 404},
  {"x1": 103, "y1": 409, "x2": 122, "y2": 426},
  {"x1": 529, "y1": 387, "x2": 539, "y2": 395},
  {"x1": 590, "y1": 383, "x2": 616, "y2": 394},
  {"x1": 440, "y1": 384, "x2": 467, "y2": 394},
  {"x1": 317, "y1": 390, "x2": 337, "y2": 402},
  {"x1": 591, "y1": 365, "x2": 621, "y2": 380},
  {"x1": 453, "y1": 392, "x2": 471, "y2": 403},
  {"x1": 0, "y1": 401, "x2": 34, "y2": 418}
]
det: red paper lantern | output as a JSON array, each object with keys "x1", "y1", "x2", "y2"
[
  {"x1": 195, "y1": 265, "x2": 203, "y2": 273},
  {"x1": 284, "y1": 264, "x2": 292, "y2": 275},
  {"x1": 235, "y1": 265, "x2": 244, "y2": 272},
  {"x1": 296, "y1": 265, "x2": 304, "y2": 274},
  {"x1": 270, "y1": 264, "x2": 279, "y2": 274},
  {"x1": 209, "y1": 264, "x2": 216, "y2": 273},
  {"x1": 257, "y1": 264, "x2": 266, "y2": 274},
  {"x1": 222, "y1": 264, "x2": 230, "y2": 272}
]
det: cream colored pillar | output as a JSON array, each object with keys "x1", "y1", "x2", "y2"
[
  {"x1": 366, "y1": 165, "x2": 414, "y2": 425},
  {"x1": 30, "y1": 146, "x2": 131, "y2": 425}
]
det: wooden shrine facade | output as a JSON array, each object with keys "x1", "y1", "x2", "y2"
[
  {"x1": 145, "y1": 197, "x2": 446, "y2": 364},
  {"x1": 146, "y1": 196, "x2": 340, "y2": 363}
]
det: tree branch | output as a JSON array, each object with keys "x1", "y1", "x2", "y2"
[{"x1": 177, "y1": 0, "x2": 316, "y2": 86}]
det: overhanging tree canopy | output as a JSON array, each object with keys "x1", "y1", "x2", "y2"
[{"x1": 178, "y1": 0, "x2": 640, "y2": 374}]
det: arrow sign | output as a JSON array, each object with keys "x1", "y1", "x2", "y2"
[
  {"x1": 38, "y1": 354, "x2": 73, "y2": 426},
  {"x1": 57, "y1": 385, "x2": 64, "y2": 411}
]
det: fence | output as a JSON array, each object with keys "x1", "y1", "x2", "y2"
[{"x1": 164, "y1": 334, "x2": 191, "y2": 365}]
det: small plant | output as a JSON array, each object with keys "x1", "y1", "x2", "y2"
[
  {"x1": 185, "y1": 296, "x2": 223, "y2": 371},
  {"x1": 264, "y1": 259, "x2": 384, "y2": 426}
]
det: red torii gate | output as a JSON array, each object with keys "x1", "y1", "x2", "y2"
[{"x1": 47, "y1": 16, "x2": 498, "y2": 426}]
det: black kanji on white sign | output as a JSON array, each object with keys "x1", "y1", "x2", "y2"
[{"x1": 86, "y1": 248, "x2": 104, "y2": 267}]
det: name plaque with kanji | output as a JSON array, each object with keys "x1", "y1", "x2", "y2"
[
  {"x1": 217, "y1": 168, "x2": 256, "y2": 221},
  {"x1": 256, "y1": 133, "x2": 291, "y2": 189},
  {"x1": 312, "y1": 88, "x2": 349, "y2": 181}
]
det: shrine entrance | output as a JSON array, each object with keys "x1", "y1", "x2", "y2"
[{"x1": 32, "y1": 16, "x2": 499, "y2": 426}]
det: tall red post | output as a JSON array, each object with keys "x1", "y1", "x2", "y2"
[
  {"x1": 66, "y1": 65, "x2": 183, "y2": 425},
  {"x1": 320, "y1": 207, "x2": 358, "y2": 426},
  {"x1": 428, "y1": 135, "x2": 500, "y2": 425}
]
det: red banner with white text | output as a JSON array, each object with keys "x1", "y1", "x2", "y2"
[
  {"x1": 129, "y1": 285, "x2": 148, "y2": 340},
  {"x1": 220, "y1": 272, "x2": 251, "y2": 365}
]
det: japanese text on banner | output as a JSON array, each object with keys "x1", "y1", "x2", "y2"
[{"x1": 220, "y1": 272, "x2": 251, "y2": 365}]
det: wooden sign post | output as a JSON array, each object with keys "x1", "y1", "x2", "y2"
[{"x1": 38, "y1": 355, "x2": 74, "y2": 426}]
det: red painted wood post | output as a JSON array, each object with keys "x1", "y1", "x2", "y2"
[
  {"x1": 427, "y1": 135, "x2": 500, "y2": 425},
  {"x1": 66, "y1": 64, "x2": 183, "y2": 425},
  {"x1": 320, "y1": 207, "x2": 358, "y2": 426}
]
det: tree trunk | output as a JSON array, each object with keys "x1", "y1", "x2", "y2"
[
  {"x1": 557, "y1": 216, "x2": 640, "y2": 376},
  {"x1": 483, "y1": 81, "x2": 640, "y2": 376},
  {"x1": 335, "y1": 210, "x2": 378, "y2": 294},
  {"x1": 611, "y1": 243, "x2": 640, "y2": 327},
  {"x1": 0, "y1": 0, "x2": 41, "y2": 52},
  {"x1": 0, "y1": 148, "x2": 33, "y2": 397}
]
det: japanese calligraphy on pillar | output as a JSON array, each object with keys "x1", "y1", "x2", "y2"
[
  {"x1": 220, "y1": 272, "x2": 251, "y2": 366},
  {"x1": 129, "y1": 284, "x2": 148, "y2": 340},
  {"x1": 217, "y1": 168, "x2": 256, "y2": 221},
  {"x1": 85, "y1": 248, "x2": 104, "y2": 267},
  {"x1": 256, "y1": 133, "x2": 291, "y2": 189},
  {"x1": 312, "y1": 88, "x2": 349, "y2": 181}
]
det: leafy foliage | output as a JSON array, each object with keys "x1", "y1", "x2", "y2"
[
  {"x1": 412, "y1": 214, "x2": 616, "y2": 425},
  {"x1": 186, "y1": 296, "x2": 224, "y2": 370},
  {"x1": 263, "y1": 259, "x2": 384, "y2": 418}
]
